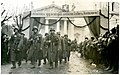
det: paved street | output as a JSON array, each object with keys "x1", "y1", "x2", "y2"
[{"x1": 1, "y1": 51, "x2": 109, "y2": 74}]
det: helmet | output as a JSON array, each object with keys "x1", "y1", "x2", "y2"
[
  {"x1": 32, "y1": 26, "x2": 38, "y2": 31},
  {"x1": 45, "y1": 33, "x2": 49, "y2": 36},
  {"x1": 57, "y1": 32, "x2": 60, "y2": 35},
  {"x1": 64, "y1": 34, "x2": 68, "y2": 37},
  {"x1": 50, "y1": 27, "x2": 55, "y2": 32},
  {"x1": 85, "y1": 37, "x2": 88, "y2": 39}
]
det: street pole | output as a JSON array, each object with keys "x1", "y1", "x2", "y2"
[{"x1": 108, "y1": 2, "x2": 110, "y2": 32}]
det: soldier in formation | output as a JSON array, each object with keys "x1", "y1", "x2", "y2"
[
  {"x1": 9, "y1": 28, "x2": 22, "y2": 69},
  {"x1": 27, "y1": 26, "x2": 43, "y2": 69}
]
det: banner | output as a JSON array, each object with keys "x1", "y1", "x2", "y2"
[{"x1": 31, "y1": 10, "x2": 100, "y2": 17}]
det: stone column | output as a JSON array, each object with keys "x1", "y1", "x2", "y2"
[
  {"x1": 70, "y1": 20, "x2": 74, "y2": 40},
  {"x1": 45, "y1": 19, "x2": 49, "y2": 33},
  {"x1": 64, "y1": 20, "x2": 67, "y2": 35},
  {"x1": 56, "y1": 20, "x2": 60, "y2": 32}
]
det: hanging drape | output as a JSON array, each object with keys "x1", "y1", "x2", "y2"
[{"x1": 84, "y1": 16, "x2": 100, "y2": 38}]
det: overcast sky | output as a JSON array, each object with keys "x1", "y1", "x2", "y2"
[
  {"x1": 1, "y1": 0, "x2": 119, "y2": 25},
  {"x1": 1, "y1": 0, "x2": 101, "y2": 12}
]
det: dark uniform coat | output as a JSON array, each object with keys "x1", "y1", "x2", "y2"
[
  {"x1": 63, "y1": 38, "x2": 71, "y2": 58},
  {"x1": 27, "y1": 33, "x2": 43, "y2": 61},
  {"x1": 42, "y1": 36, "x2": 49, "y2": 59},
  {"x1": 47, "y1": 33, "x2": 59, "y2": 62},
  {"x1": 10, "y1": 33, "x2": 22, "y2": 61}
]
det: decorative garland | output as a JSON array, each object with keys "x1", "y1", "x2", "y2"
[
  {"x1": 100, "y1": 25, "x2": 109, "y2": 30},
  {"x1": 33, "y1": 17, "x2": 62, "y2": 26},
  {"x1": 67, "y1": 17, "x2": 97, "y2": 28},
  {"x1": 100, "y1": 12, "x2": 109, "y2": 19}
]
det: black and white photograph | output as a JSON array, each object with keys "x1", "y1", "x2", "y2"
[{"x1": 1, "y1": 0, "x2": 119, "y2": 74}]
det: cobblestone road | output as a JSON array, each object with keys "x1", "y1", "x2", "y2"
[{"x1": 1, "y1": 51, "x2": 111, "y2": 74}]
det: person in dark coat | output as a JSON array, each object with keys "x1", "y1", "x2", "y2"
[
  {"x1": 37, "y1": 34, "x2": 43, "y2": 67},
  {"x1": 20, "y1": 33, "x2": 28, "y2": 63},
  {"x1": 47, "y1": 28, "x2": 59, "y2": 69},
  {"x1": 1, "y1": 33, "x2": 9, "y2": 65},
  {"x1": 42, "y1": 33, "x2": 49, "y2": 65},
  {"x1": 27, "y1": 26, "x2": 42, "y2": 69},
  {"x1": 56, "y1": 32, "x2": 62, "y2": 64},
  {"x1": 9, "y1": 28, "x2": 22, "y2": 69},
  {"x1": 63, "y1": 35, "x2": 71, "y2": 63},
  {"x1": 82, "y1": 37, "x2": 89, "y2": 59}
]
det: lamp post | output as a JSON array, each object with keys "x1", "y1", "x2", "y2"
[{"x1": 108, "y1": 2, "x2": 110, "y2": 31}]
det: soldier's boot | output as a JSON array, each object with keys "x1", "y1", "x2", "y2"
[
  {"x1": 60, "y1": 59, "x2": 62, "y2": 64},
  {"x1": 25, "y1": 59, "x2": 28, "y2": 63},
  {"x1": 25, "y1": 58, "x2": 28, "y2": 63},
  {"x1": 49, "y1": 62, "x2": 53, "y2": 69},
  {"x1": 38, "y1": 59, "x2": 41, "y2": 66},
  {"x1": 11, "y1": 61, "x2": 16, "y2": 69},
  {"x1": 31, "y1": 61, "x2": 36, "y2": 69},
  {"x1": 18, "y1": 61, "x2": 21, "y2": 67},
  {"x1": 55, "y1": 61, "x2": 58, "y2": 68},
  {"x1": 65, "y1": 58, "x2": 67, "y2": 63},
  {"x1": 68, "y1": 57, "x2": 70, "y2": 61},
  {"x1": 43, "y1": 58, "x2": 46, "y2": 64}
]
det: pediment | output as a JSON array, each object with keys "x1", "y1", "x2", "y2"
[{"x1": 32, "y1": 4, "x2": 65, "y2": 13}]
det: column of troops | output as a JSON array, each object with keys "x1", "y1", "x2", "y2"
[
  {"x1": 2, "y1": 26, "x2": 75, "y2": 69},
  {"x1": 78, "y1": 25, "x2": 119, "y2": 73},
  {"x1": 1, "y1": 25, "x2": 119, "y2": 73}
]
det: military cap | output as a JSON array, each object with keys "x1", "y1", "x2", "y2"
[
  {"x1": 85, "y1": 37, "x2": 88, "y2": 39},
  {"x1": 32, "y1": 26, "x2": 38, "y2": 31}
]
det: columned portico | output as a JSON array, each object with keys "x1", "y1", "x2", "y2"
[{"x1": 45, "y1": 19, "x2": 49, "y2": 33}]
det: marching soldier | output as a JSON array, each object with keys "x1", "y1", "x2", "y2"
[
  {"x1": 63, "y1": 35, "x2": 71, "y2": 63},
  {"x1": 47, "y1": 28, "x2": 59, "y2": 69},
  {"x1": 20, "y1": 33, "x2": 28, "y2": 63},
  {"x1": 37, "y1": 34, "x2": 43, "y2": 67},
  {"x1": 9, "y1": 28, "x2": 22, "y2": 69},
  {"x1": 56, "y1": 32, "x2": 62, "y2": 64},
  {"x1": 27, "y1": 26, "x2": 42, "y2": 69},
  {"x1": 42, "y1": 33, "x2": 49, "y2": 64}
]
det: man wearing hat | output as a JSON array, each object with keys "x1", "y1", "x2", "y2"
[
  {"x1": 9, "y1": 28, "x2": 22, "y2": 69},
  {"x1": 27, "y1": 26, "x2": 43, "y2": 69},
  {"x1": 47, "y1": 27, "x2": 59, "y2": 69}
]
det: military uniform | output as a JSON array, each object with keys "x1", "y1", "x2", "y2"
[
  {"x1": 27, "y1": 26, "x2": 43, "y2": 68},
  {"x1": 56, "y1": 32, "x2": 62, "y2": 64},
  {"x1": 42, "y1": 33, "x2": 49, "y2": 64},
  {"x1": 47, "y1": 28, "x2": 59, "y2": 68},
  {"x1": 63, "y1": 35, "x2": 71, "y2": 63},
  {"x1": 37, "y1": 34, "x2": 43, "y2": 66},
  {"x1": 9, "y1": 28, "x2": 22, "y2": 69}
]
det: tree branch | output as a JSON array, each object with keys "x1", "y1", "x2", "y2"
[{"x1": 22, "y1": 25, "x2": 30, "y2": 31}]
